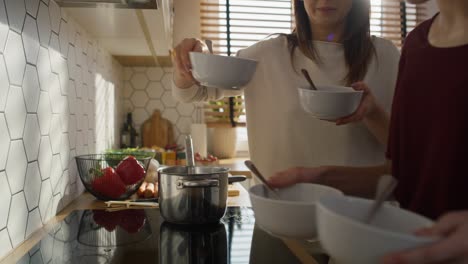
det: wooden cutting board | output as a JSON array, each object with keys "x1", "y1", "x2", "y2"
[{"x1": 142, "y1": 110, "x2": 175, "y2": 148}]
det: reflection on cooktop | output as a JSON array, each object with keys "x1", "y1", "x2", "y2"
[{"x1": 15, "y1": 207, "x2": 318, "y2": 264}]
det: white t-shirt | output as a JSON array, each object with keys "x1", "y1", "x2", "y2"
[{"x1": 173, "y1": 36, "x2": 400, "y2": 177}]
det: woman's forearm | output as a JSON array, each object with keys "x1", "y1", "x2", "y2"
[{"x1": 315, "y1": 162, "x2": 391, "y2": 198}]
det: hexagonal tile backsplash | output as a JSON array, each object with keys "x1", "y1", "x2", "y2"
[
  {"x1": 123, "y1": 67, "x2": 198, "y2": 146},
  {"x1": 0, "y1": 1, "x2": 123, "y2": 258}
]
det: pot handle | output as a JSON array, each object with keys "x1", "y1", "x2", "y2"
[
  {"x1": 177, "y1": 179, "x2": 219, "y2": 189},
  {"x1": 228, "y1": 175, "x2": 247, "y2": 184}
]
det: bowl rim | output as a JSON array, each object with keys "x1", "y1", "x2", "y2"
[
  {"x1": 298, "y1": 86, "x2": 364, "y2": 94},
  {"x1": 317, "y1": 195, "x2": 437, "y2": 243},
  {"x1": 189, "y1": 51, "x2": 258, "y2": 63},
  {"x1": 249, "y1": 183, "x2": 343, "y2": 206}
]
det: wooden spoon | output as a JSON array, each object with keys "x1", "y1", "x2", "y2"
[{"x1": 301, "y1": 69, "x2": 318, "y2": 91}]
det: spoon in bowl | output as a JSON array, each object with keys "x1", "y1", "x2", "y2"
[
  {"x1": 301, "y1": 69, "x2": 318, "y2": 91},
  {"x1": 244, "y1": 160, "x2": 280, "y2": 199},
  {"x1": 364, "y1": 175, "x2": 398, "y2": 224},
  {"x1": 205, "y1": 39, "x2": 214, "y2": 54}
]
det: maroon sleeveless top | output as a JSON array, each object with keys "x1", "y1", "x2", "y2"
[{"x1": 387, "y1": 15, "x2": 468, "y2": 219}]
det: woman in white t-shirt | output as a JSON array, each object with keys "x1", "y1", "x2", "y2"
[{"x1": 171, "y1": 0, "x2": 399, "y2": 181}]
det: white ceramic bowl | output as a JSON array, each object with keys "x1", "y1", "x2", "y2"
[
  {"x1": 249, "y1": 183, "x2": 343, "y2": 239},
  {"x1": 189, "y1": 52, "x2": 257, "y2": 89},
  {"x1": 298, "y1": 85, "x2": 363, "y2": 120},
  {"x1": 317, "y1": 195, "x2": 435, "y2": 264}
]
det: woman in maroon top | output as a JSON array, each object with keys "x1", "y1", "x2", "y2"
[{"x1": 269, "y1": 0, "x2": 468, "y2": 262}]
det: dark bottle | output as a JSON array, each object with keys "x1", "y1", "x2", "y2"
[
  {"x1": 120, "y1": 117, "x2": 131, "y2": 148},
  {"x1": 127, "y1": 112, "x2": 138, "y2": 148}
]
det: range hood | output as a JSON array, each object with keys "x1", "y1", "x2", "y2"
[{"x1": 55, "y1": 0, "x2": 158, "y2": 9}]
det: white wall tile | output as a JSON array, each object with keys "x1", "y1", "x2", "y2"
[
  {"x1": 132, "y1": 108, "x2": 149, "y2": 127},
  {"x1": 161, "y1": 73, "x2": 173, "y2": 91},
  {"x1": 48, "y1": 0, "x2": 61, "y2": 34},
  {"x1": 49, "y1": 34, "x2": 61, "y2": 74},
  {"x1": 25, "y1": 208, "x2": 42, "y2": 238},
  {"x1": 6, "y1": 140, "x2": 27, "y2": 193},
  {"x1": 60, "y1": 133, "x2": 69, "y2": 169},
  {"x1": 37, "y1": 91, "x2": 52, "y2": 135},
  {"x1": 58, "y1": 20, "x2": 68, "y2": 57},
  {"x1": 4, "y1": 31, "x2": 26, "y2": 86},
  {"x1": 68, "y1": 115, "x2": 76, "y2": 149},
  {"x1": 145, "y1": 99, "x2": 164, "y2": 114},
  {"x1": 123, "y1": 67, "x2": 132, "y2": 81},
  {"x1": 36, "y1": 2, "x2": 50, "y2": 46},
  {"x1": 37, "y1": 47, "x2": 51, "y2": 92},
  {"x1": 123, "y1": 82, "x2": 133, "y2": 99},
  {"x1": 66, "y1": 18, "x2": 75, "y2": 46},
  {"x1": 50, "y1": 154, "x2": 62, "y2": 194},
  {"x1": 4, "y1": 0, "x2": 26, "y2": 34},
  {"x1": 162, "y1": 92, "x2": 177, "y2": 107},
  {"x1": 49, "y1": 73, "x2": 64, "y2": 114},
  {"x1": 22, "y1": 16, "x2": 40, "y2": 65},
  {"x1": 38, "y1": 178, "x2": 53, "y2": 223},
  {"x1": 23, "y1": 115, "x2": 41, "y2": 162},
  {"x1": 162, "y1": 108, "x2": 179, "y2": 125},
  {"x1": 0, "y1": 171, "x2": 12, "y2": 229},
  {"x1": 130, "y1": 90, "x2": 149, "y2": 108},
  {"x1": 147, "y1": 67, "x2": 164, "y2": 81},
  {"x1": 0, "y1": 228, "x2": 13, "y2": 258},
  {"x1": 25, "y1": 0, "x2": 39, "y2": 18},
  {"x1": 7, "y1": 192, "x2": 28, "y2": 247},
  {"x1": 50, "y1": 114, "x2": 61, "y2": 154},
  {"x1": 146, "y1": 82, "x2": 164, "y2": 99},
  {"x1": 59, "y1": 105, "x2": 69, "y2": 133},
  {"x1": 0, "y1": 55, "x2": 9, "y2": 111},
  {"x1": 23, "y1": 65, "x2": 40, "y2": 113},
  {"x1": 177, "y1": 103, "x2": 195, "y2": 116},
  {"x1": 0, "y1": 0, "x2": 123, "y2": 255},
  {"x1": 0, "y1": 0, "x2": 9, "y2": 52},
  {"x1": 133, "y1": 67, "x2": 146, "y2": 73},
  {"x1": 24, "y1": 162, "x2": 41, "y2": 210},
  {"x1": 57, "y1": 60, "x2": 69, "y2": 96},
  {"x1": 67, "y1": 80, "x2": 76, "y2": 114},
  {"x1": 0, "y1": 114, "x2": 10, "y2": 171},
  {"x1": 130, "y1": 72, "x2": 149, "y2": 90},
  {"x1": 38, "y1": 136, "x2": 52, "y2": 181},
  {"x1": 5, "y1": 86, "x2": 27, "y2": 139}
]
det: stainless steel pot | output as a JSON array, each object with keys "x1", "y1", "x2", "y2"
[{"x1": 158, "y1": 166, "x2": 246, "y2": 224}]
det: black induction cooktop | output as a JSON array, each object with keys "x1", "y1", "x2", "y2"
[{"x1": 15, "y1": 207, "x2": 329, "y2": 264}]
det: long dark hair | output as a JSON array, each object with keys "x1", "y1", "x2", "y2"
[{"x1": 286, "y1": 0, "x2": 375, "y2": 85}]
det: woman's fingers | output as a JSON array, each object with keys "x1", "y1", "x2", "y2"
[
  {"x1": 172, "y1": 38, "x2": 206, "y2": 86},
  {"x1": 417, "y1": 212, "x2": 468, "y2": 237}
]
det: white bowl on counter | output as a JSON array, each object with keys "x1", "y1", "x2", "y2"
[
  {"x1": 189, "y1": 52, "x2": 257, "y2": 89},
  {"x1": 298, "y1": 85, "x2": 363, "y2": 120},
  {"x1": 317, "y1": 195, "x2": 436, "y2": 264},
  {"x1": 249, "y1": 183, "x2": 343, "y2": 239}
]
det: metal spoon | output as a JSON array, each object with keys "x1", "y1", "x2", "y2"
[
  {"x1": 364, "y1": 175, "x2": 398, "y2": 224},
  {"x1": 205, "y1": 39, "x2": 213, "y2": 54},
  {"x1": 244, "y1": 160, "x2": 280, "y2": 199},
  {"x1": 301, "y1": 69, "x2": 318, "y2": 91},
  {"x1": 185, "y1": 135, "x2": 196, "y2": 175}
]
